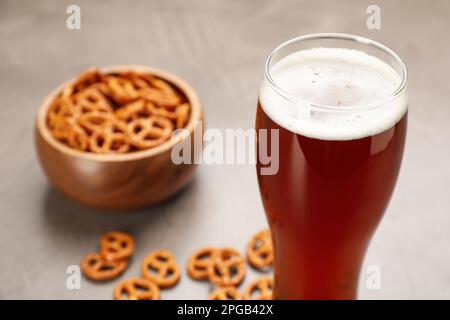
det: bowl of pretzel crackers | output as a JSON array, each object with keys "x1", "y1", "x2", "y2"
[{"x1": 35, "y1": 66, "x2": 202, "y2": 210}]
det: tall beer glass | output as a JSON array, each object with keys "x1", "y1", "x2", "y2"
[{"x1": 256, "y1": 34, "x2": 408, "y2": 299}]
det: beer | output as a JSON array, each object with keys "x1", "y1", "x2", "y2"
[{"x1": 256, "y1": 38, "x2": 408, "y2": 299}]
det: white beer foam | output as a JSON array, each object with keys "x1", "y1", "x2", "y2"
[{"x1": 260, "y1": 48, "x2": 407, "y2": 140}]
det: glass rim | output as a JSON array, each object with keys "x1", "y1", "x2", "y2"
[{"x1": 264, "y1": 33, "x2": 408, "y2": 112}]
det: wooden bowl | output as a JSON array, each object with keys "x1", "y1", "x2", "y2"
[{"x1": 35, "y1": 66, "x2": 203, "y2": 211}]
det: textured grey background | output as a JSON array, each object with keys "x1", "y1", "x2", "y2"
[{"x1": 1, "y1": 0, "x2": 449, "y2": 299}]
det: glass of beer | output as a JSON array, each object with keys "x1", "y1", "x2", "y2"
[{"x1": 256, "y1": 34, "x2": 408, "y2": 299}]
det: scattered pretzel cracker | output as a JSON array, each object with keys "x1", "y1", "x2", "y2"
[
  {"x1": 81, "y1": 252, "x2": 128, "y2": 281},
  {"x1": 209, "y1": 286, "x2": 242, "y2": 300},
  {"x1": 114, "y1": 277, "x2": 160, "y2": 300},
  {"x1": 246, "y1": 229, "x2": 274, "y2": 270},
  {"x1": 141, "y1": 250, "x2": 181, "y2": 289},
  {"x1": 243, "y1": 277, "x2": 273, "y2": 300}
]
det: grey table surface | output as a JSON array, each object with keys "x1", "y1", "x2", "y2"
[{"x1": 1, "y1": 0, "x2": 449, "y2": 299}]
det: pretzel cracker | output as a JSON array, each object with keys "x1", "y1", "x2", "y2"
[{"x1": 47, "y1": 68, "x2": 191, "y2": 153}]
